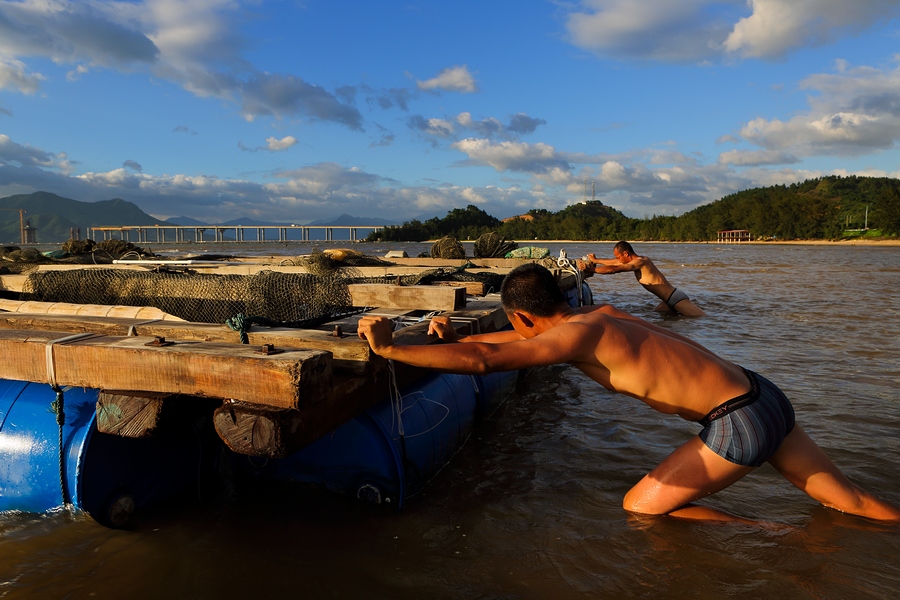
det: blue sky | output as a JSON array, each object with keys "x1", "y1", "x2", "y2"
[{"x1": 2, "y1": 0, "x2": 900, "y2": 225}]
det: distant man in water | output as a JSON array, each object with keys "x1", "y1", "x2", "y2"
[
  {"x1": 357, "y1": 263, "x2": 900, "y2": 524},
  {"x1": 582, "y1": 241, "x2": 705, "y2": 316}
]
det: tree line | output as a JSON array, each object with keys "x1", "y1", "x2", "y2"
[{"x1": 367, "y1": 175, "x2": 900, "y2": 242}]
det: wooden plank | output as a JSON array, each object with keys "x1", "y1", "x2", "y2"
[
  {"x1": 0, "y1": 311, "x2": 379, "y2": 375},
  {"x1": 95, "y1": 391, "x2": 171, "y2": 438},
  {"x1": 348, "y1": 284, "x2": 465, "y2": 310},
  {"x1": 0, "y1": 274, "x2": 27, "y2": 293},
  {"x1": 431, "y1": 280, "x2": 487, "y2": 297},
  {"x1": 0, "y1": 329, "x2": 332, "y2": 409},
  {"x1": 0, "y1": 298, "x2": 182, "y2": 320}
]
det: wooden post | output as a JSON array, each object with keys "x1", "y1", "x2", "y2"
[{"x1": 96, "y1": 391, "x2": 172, "y2": 438}]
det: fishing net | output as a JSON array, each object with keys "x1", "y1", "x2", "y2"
[
  {"x1": 21, "y1": 268, "x2": 358, "y2": 327},
  {"x1": 430, "y1": 237, "x2": 466, "y2": 259},
  {"x1": 473, "y1": 232, "x2": 518, "y2": 258},
  {"x1": 0, "y1": 240, "x2": 156, "y2": 274},
  {"x1": 17, "y1": 248, "x2": 508, "y2": 326}
]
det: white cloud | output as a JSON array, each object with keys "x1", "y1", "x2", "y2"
[
  {"x1": 0, "y1": 58, "x2": 43, "y2": 93},
  {"x1": 0, "y1": 134, "x2": 72, "y2": 172},
  {"x1": 718, "y1": 149, "x2": 799, "y2": 166},
  {"x1": 565, "y1": 0, "x2": 741, "y2": 62},
  {"x1": 266, "y1": 136, "x2": 297, "y2": 151},
  {"x1": 564, "y1": 0, "x2": 900, "y2": 62},
  {"x1": 724, "y1": 0, "x2": 899, "y2": 59},
  {"x1": 738, "y1": 62, "x2": 900, "y2": 156},
  {"x1": 452, "y1": 138, "x2": 571, "y2": 173},
  {"x1": 416, "y1": 65, "x2": 477, "y2": 93},
  {"x1": 0, "y1": 0, "x2": 363, "y2": 129}
]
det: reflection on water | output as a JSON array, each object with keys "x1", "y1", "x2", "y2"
[{"x1": 2, "y1": 242, "x2": 899, "y2": 599}]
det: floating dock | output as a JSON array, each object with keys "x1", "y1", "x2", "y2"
[{"x1": 0, "y1": 253, "x2": 590, "y2": 524}]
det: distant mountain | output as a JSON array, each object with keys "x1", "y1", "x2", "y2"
[
  {"x1": 309, "y1": 213, "x2": 399, "y2": 226},
  {"x1": 166, "y1": 216, "x2": 209, "y2": 226},
  {"x1": 0, "y1": 191, "x2": 166, "y2": 244}
]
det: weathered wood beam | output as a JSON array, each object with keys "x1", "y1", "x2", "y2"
[
  {"x1": 0, "y1": 329, "x2": 332, "y2": 409},
  {"x1": 0, "y1": 311, "x2": 380, "y2": 375},
  {"x1": 348, "y1": 283, "x2": 465, "y2": 310}
]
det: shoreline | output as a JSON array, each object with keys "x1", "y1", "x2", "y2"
[{"x1": 501, "y1": 239, "x2": 900, "y2": 247}]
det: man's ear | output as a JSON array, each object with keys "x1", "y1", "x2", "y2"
[{"x1": 512, "y1": 311, "x2": 535, "y2": 329}]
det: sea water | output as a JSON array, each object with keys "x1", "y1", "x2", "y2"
[{"x1": 1, "y1": 242, "x2": 898, "y2": 599}]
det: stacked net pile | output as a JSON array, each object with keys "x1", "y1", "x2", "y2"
[
  {"x1": 0, "y1": 240, "x2": 156, "y2": 274},
  {"x1": 473, "y1": 232, "x2": 518, "y2": 258},
  {"x1": 430, "y1": 237, "x2": 466, "y2": 259},
  {"x1": 22, "y1": 268, "x2": 358, "y2": 327}
]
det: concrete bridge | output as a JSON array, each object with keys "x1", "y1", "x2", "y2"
[{"x1": 88, "y1": 224, "x2": 386, "y2": 243}]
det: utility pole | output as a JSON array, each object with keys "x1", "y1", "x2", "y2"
[{"x1": 0, "y1": 208, "x2": 26, "y2": 244}]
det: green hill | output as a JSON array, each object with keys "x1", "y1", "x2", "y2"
[{"x1": 0, "y1": 192, "x2": 166, "y2": 244}]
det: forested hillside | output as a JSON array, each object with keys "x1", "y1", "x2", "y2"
[
  {"x1": 0, "y1": 192, "x2": 165, "y2": 243},
  {"x1": 368, "y1": 175, "x2": 900, "y2": 242}
]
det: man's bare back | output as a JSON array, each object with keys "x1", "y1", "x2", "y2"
[{"x1": 520, "y1": 304, "x2": 746, "y2": 419}]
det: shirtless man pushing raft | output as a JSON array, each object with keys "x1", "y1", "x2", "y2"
[
  {"x1": 357, "y1": 263, "x2": 900, "y2": 523},
  {"x1": 583, "y1": 241, "x2": 706, "y2": 316}
]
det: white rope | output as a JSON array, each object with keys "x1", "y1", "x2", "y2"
[{"x1": 45, "y1": 333, "x2": 97, "y2": 387}]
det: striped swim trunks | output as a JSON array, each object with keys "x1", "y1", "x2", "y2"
[{"x1": 698, "y1": 368, "x2": 796, "y2": 467}]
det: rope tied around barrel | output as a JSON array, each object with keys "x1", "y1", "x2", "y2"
[{"x1": 49, "y1": 384, "x2": 71, "y2": 506}]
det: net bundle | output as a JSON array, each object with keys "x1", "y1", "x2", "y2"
[
  {"x1": 0, "y1": 240, "x2": 156, "y2": 274},
  {"x1": 430, "y1": 237, "x2": 466, "y2": 259},
  {"x1": 22, "y1": 268, "x2": 358, "y2": 327},
  {"x1": 473, "y1": 232, "x2": 518, "y2": 258}
]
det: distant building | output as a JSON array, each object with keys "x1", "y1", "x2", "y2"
[
  {"x1": 502, "y1": 214, "x2": 535, "y2": 223},
  {"x1": 22, "y1": 220, "x2": 37, "y2": 244},
  {"x1": 717, "y1": 229, "x2": 752, "y2": 243}
]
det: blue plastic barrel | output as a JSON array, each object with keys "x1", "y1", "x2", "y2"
[
  {"x1": 0, "y1": 379, "x2": 209, "y2": 526},
  {"x1": 245, "y1": 369, "x2": 518, "y2": 507}
]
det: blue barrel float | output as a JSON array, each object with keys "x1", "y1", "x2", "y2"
[
  {"x1": 236, "y1": 369, "x2": 520, "y2": 507},
  {"x1": 0, "y1": 379, "x2": 209, "y2": 526}
]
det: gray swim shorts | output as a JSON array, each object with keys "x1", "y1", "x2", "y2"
[
  {"x1": 665, "y1": 288, "x2": 689, "y2": 309},
  {"x1": 698, "y1": 369, "x2": 796, "y2": 467}
]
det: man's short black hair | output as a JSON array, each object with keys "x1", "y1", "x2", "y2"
[
  {"x1": 500, "y1": 263, "x2": 567, "y2": 317},
  {"x1": 614, "y1": 240, "x2": 635, "y2": 255}
]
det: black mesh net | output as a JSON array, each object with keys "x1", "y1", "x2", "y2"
[{"x1": 16, "y1": 248, "x2": 509, "y2": 327}]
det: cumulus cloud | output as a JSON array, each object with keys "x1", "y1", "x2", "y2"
[
  {"x1": 451, "y1": 138, "x2": 571, "y2": 174},
  {"x1": 416, "y1": 65, "x2": 477, "y2": 93},
  {"x1": 0, "y1": 58, "x2": 43, "y2": 93},
  {"x1": 738, "y1": 61, "x2": 900, "y2": 156},
  {"x1": 408, "y1": 115, "x2": 456, "y2": 138},
  {"x1": 0, "y1": 134, "x2": 72, "y2": 172},
  {"x1": 718, "y1": 149, "x2": 799, "y2": 166},
  {"x1": 410, "y1": 111, "x2": 547, "y2": 143},
  {"x1": 239, "y1": 135, "x2": 298, "y2": 152},
  {"x1": 0, "y1": 1, "x2": 364, "y2": 129},
  {"x1": 123, "y1": 159, "x2": 143, "y2": 172},
  {"x1": 565, "y1": 0, "x2": 739, "y2": 62},
  {"x1": 266, "y1": 136, "x2": 297, "y2": 151},
  {"x1": 723, "y1": 0, "x2": 899, "y2": 59},
  {"x1": 0, "y1": 0, "x2": 159, "y2": 71},
  {"x1": 564, "y1": 0, "x2": 900, "y2": 62}
]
